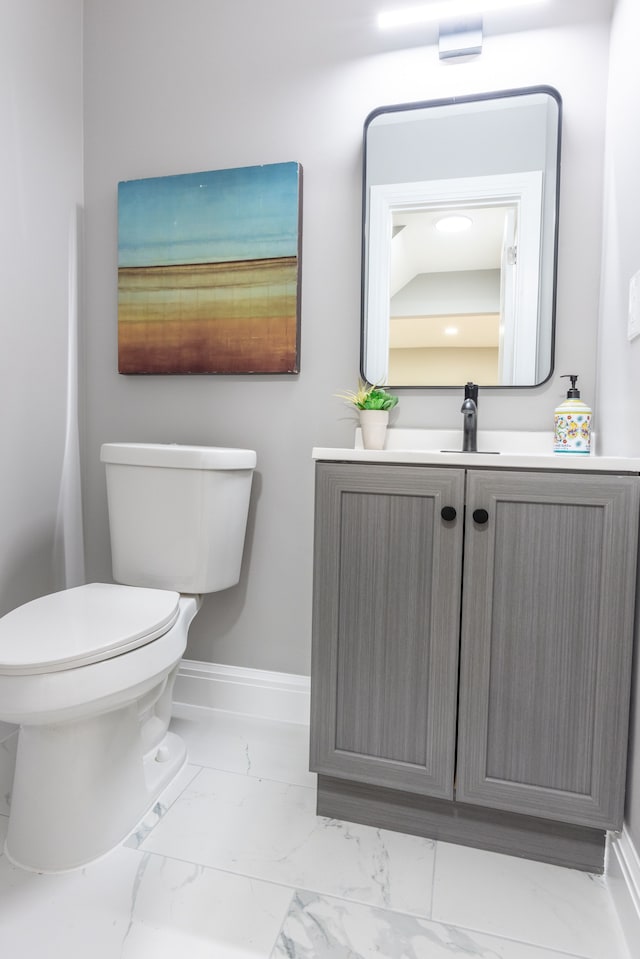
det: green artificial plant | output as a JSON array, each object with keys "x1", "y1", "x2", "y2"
[{"x1": 336, "y1": 379, "x2": 399, "y2": 411}]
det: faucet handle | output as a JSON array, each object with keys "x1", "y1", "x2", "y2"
[{"x1": 464, "y1": 381, "x2": 479, "y2": 407}]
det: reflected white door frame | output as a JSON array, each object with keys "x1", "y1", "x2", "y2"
[{"x1": 365, "y1": 172, "x2": 543, "y2": 386}]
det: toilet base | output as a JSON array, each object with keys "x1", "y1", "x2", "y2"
[{"x1": 5, "y1": 703, "x2": 186, "y2": 874}]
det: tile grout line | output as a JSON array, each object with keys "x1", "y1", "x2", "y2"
[
  {"x1": 429, "y1": 839, "x2": 438, "y2": 919},
  {"x1": 183, "y1": 763, "x2": 318, "y2": 792},
  {"x1": 124, "y1": 842, "x2": 488, "y2": 933}
]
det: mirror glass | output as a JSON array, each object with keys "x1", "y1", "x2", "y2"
[{"x1": 361, "y1": 87, "x2": 562, "y2": 388}]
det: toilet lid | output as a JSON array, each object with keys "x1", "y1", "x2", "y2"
[{"x1": 0, "y1": 583, "x2": 180, "y2": 675}]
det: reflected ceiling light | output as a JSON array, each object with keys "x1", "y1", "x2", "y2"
[
  {"x1": 435, "y1": 215, "x2": 473, "y2": 233},
  {"x1": 444, "y1": 326, "x2": 459, "y2": 335},
  {"x1": 377, "y1": 0, "x2": 548, "y2": 29}
]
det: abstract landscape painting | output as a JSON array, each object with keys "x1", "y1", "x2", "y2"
[{"x1": 117, "y1": 162, "x2": 302, "y2": 374}]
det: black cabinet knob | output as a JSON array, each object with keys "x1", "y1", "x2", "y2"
[
  {"x1": 473, "y1": 508, "x2": 489, "y2": 525},
  {"x1": 441, "y1": 506, "x2": 457, "y2": 522}
]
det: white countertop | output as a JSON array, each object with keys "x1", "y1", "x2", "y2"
[{"x1": 313, "y1": 429, "x2": 640, "y2": 473}]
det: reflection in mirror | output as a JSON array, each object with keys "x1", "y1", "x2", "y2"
[
  {"x1": 390, "y1": 206, "x2": 506, "y2": 385},
  {"x1": 361, "y1": 87, "x2": 562, "y2": 388}
]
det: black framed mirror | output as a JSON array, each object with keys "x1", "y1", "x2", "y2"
[{"x1": 361, "y1": 86, "x2": 562, "y2": 388}]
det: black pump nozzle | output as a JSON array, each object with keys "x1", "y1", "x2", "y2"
[{"x1": 561, "y1": 374, "x2": 580, "y2": 398}]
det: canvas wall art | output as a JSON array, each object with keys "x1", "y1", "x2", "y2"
[{"x1": 117, "y1": 161, "x2": 302, "y2": 374}]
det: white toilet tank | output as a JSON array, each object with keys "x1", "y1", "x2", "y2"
[{"x1": 100, "y1": 443, "x2": 256, "y2": 593}]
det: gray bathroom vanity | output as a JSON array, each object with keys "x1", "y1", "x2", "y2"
[{"x1": 309, "y1": 438, "x2": 640, "y2": 872}]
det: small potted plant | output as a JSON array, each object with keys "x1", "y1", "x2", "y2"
[{"x1": 336, "y1": 379, "x2": 398, "y2": 450}]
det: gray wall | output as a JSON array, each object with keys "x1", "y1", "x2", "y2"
[
  {"x1": 596, "y1": 0, "x2": 640, "y2": 859},
  {"x1": 367, "y1": 99, "x2": 552, "y2": 183},
  {"x1": 82, "y1": 1, "x2": 612, "y2": 676},
  {"x1": 392, "y1": 270, "x2": 501, "y2": 316},
  {"x1": 0, "y1": 0, "x2": 83, "y2": 615}
]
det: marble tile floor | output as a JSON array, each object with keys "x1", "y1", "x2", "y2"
[{"x1": 0, "y1": 709, "x2": 631, "y2": 958}]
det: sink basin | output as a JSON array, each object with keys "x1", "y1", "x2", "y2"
[{"x1": 355, "y1": 428, "x2": 555, "y2": 456}]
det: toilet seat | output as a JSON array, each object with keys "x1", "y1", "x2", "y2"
[{"x1": 0, "y1": 583, "x2": 180, "y2": 676}]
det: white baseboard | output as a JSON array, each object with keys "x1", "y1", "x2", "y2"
[
  {"x1": 172, "y1": 659, "x2": 311, "y2": 726},
  {"x1": 607, "y1": 827, "x2": 640, "y2": 955}
]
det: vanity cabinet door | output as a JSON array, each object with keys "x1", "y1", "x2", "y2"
[
  {"x1": 310, "y1": 463, "x2": 464, "y2": 798},
  {"x1": 456, "y1": 469, "x2": 640, "y2": 829}
]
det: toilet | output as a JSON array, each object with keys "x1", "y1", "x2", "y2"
[{"x1": 0, "y1": 442, "x2": 256, "y2": 873}]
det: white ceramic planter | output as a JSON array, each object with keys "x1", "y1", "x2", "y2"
[{"x1": 358, "y1": 409, "x2": 389, "y2": 450}]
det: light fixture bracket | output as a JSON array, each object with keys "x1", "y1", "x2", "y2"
[{"x1": 438, "y1": 16, "x2": 483, "y2": 59}]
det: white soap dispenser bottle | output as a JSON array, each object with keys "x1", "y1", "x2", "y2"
[{"x1": 553, "y1": 374, "x2": 592, "y2": 454}]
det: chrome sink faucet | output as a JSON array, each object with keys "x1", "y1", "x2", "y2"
[{"x1": 461, "y1": 382, "x2": 478, "y2": 453}]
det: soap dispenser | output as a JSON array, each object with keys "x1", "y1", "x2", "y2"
[{"x1": 553, "y1": 374, "x2": 592, "y2": 454}]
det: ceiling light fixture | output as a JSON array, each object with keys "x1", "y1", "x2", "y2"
[
  {"x1": 377, "y1": 0, "x2": 549, "y2": 30},
  {"x1": 444, "y1": 327, "x2": 459, "y2": 336},
  {"x1": 435, "y1": 215, "x2": 473, "y2": 233}
]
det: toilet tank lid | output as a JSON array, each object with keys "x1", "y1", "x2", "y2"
[{"x1": 100, "y1": 443, "x2": 256, "y2": 470}]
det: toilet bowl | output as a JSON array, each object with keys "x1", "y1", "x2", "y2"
[{"x1": 0, "y1": 443, "x2": 256, "y2": 872}]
